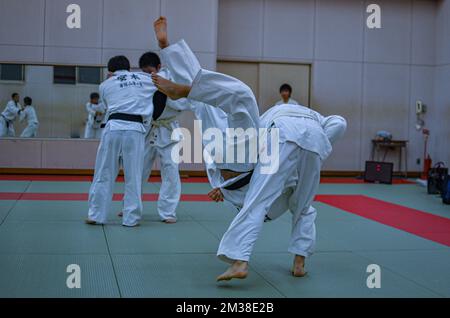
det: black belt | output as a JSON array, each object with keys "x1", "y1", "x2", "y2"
[
  {"x1": 223, "y1": 170, "x2": 254, "y2": 191},
  {"x1": 152, "y1": 91, "x2": 168, "y2": 120},
  {"x1": 1, "y1": 115, "x2": 10, "y2": 128},
  {"x1": 103, "y1": 113, "x2": 144, "y2": 128}
]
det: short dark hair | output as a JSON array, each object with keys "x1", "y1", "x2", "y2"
[
  {"x1": 24, "y1": 97, "x2": 32, "y2": 105},
  {"x1": 279, "y1": 84, "x2": 293, "y2": 94},
  {"x1": 12, "y1": 93, "x2": 19, "y2": 99},
  {"x1": 107, "y1": 55, "x2": 130, "y2": 73},
  {"x1": 139, "y1": 51, "x2": 161, "y2": 69},
  {"x1": 90, "y1": 92, "x2": 100, "y2": 100}
]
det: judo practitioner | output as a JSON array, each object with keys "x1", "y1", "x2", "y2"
[
  {"x1": 152, "y1": 17, "x2": 260, "y2": 179},
  {"x1": 19, "y1": 97, "x2": 39, "y2": 138},
  {"x1": 153, "y1": 19, "x2": 348, "y2": 279},
  {"x1": 208, "y1": 113, "x2": 347, "y2": 210},
  {"x1": 276, "y1": 84, "x2": 299, "y2": 106},
  {"x1": 207, "y1": 109, "x2": 347, "y2": 280},
  {"x1": 214, "y1": 104, "x2": 346, "y2": 281},
  {"x1": 84, "y1": 92, "x2": 107, "y2": 139},
  {"x1": 0, "y1": 93, "x2": 22, "y2": 137},
  {"x1": 86, "y1": 55, "x2": 157, "y2": 227},
  {"x1": 118, "y1": 51, "x2": 185, "y2": 223}
]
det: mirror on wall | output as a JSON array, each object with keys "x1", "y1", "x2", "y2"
[
  {"x1": 0, "y1": 63, "x2": 107, "y2": 139},
  {"x1": 1, "y1": 61, "x2": 311, "y2": 140}
]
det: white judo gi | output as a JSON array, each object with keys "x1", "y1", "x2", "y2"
[
  {"x1": 217, "y1": 104, "x2": 347, "y2": 263},
  {"x1": 220, "y1": 112, "x2": 347, "y2": 215},
  {"x1": 160, "y1": 40, "x2": 260, "y2": 174},
  {"x1": 0, "y1": 100, "x2": 21, "y2": 137},
  {"x1": 88, "y1": 70, "x2": 156, "y2": 226},
  {"x1": 140, "y1": 68, "x2": 186, "y2": 221},
  {"x1": 19, "y1": 105, "x2": 39, "y2": 138},
  {"x1": 276, "y1": 98, "x2": 299, "y2": 106},
  {"x1": 84, "y1": 102, "x2": 107, "y2": 139}
]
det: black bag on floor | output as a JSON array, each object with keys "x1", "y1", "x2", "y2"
[
  {"x1": 427, "y1": 162, "x2": 448, "y2": 194},
  {"x1": 442, "y1": 175, "x2": 450, "y2": 205}
]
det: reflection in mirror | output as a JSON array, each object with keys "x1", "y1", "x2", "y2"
[{"x1": 0, "y1": 64, "x2": 107, "y2": 139}]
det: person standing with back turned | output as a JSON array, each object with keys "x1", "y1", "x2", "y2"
[{"x1": 86, "y1": 56, "x2": 158, "y2": 227}]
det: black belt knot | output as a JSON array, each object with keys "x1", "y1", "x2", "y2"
[{"x1": 223, "y1": 170, "x2": 254, "y2": 191}]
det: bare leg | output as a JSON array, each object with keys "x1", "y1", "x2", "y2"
[
  {"x1": 292, "y1": 255, "x2": 307, "y2": 277},
  {"x1": 154, "y1": 17, "x2": 169, "y2": 49},
  {"x1": 217, "y1": 261, "x2": 249, "y2": 282},
  {"x1": 151, "y1": 74, "x2": 191, "y2": 100}
]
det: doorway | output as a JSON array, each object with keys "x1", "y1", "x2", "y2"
[{"x1": 217, "y1": 61, "x2": 311, "y2": 114}]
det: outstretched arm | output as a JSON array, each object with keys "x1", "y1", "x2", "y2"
[{"x1": 19, "y1": 108, "x2": 27, "y2": 122}]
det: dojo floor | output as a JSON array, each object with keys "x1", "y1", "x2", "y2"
[{"x1": 0, "y1": 175, "x2": 449, "y2": 298}]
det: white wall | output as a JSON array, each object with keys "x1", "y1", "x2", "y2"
[
  {"x1": 0, "y1": 0, "x2": 219, "y2": 139},
  {"x1": 0, "y1": 0, "x2": 218, "y2": 69},
  {"x1": 433, "y1": 0, "x2": 450, "y2": 166},
  {"x1": 1, "y1": 0, "x2": 448, "y2": 173},
  {"x1": 0, "y1": 65, "x2": 100, "y2": 138},
  {"x1": 218, "y1": 0, "x2": 444, "y2": 172},
  {"x1": 0, "y1": 0, "x2": 218, "y2": 171},
  {"x1": 0, "y1": 138, "x2": 99, "y2": 169}
]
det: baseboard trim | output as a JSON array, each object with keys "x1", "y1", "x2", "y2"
[{"x1": 0, "y1": 168, "x2": 422, "y2": 178}]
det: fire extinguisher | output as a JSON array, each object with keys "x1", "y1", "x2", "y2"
[{"x1": 421, "y1": 129, "x2": 432, "y2": 180}]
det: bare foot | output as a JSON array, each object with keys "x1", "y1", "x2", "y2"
[
  {"x1": 122, "y1": 223, "x2": 140, "y2": 228},
  {"x1": 163, "y1": 218, "x2": 177, "y2": 224},
  {"x1": 117, "y1": 211, "x2": 123, "y2": 217},
  {"x1": 151, "y1": 73, "x2": 191, "y2": 100},
  {"x1": 292, "y1": 255, "x2": 307, "y2": 277},
  {"x1": 85, "y1": 219, "x2": 101, "y2": 225},
  {"x1": 154, "y1": 16, "x2": 169, "y2": 49},
  {"x1": 217, "y1": 261, "x2": 249, "y2": 281}
]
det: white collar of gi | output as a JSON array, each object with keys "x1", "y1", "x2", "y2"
[{"x1": 113, "y1": 70, "x2": 130, "y2": 75}]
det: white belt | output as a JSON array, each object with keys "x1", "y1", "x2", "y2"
[{"x1": 271, "y1": 112, "x2": 318, "y2": 124}]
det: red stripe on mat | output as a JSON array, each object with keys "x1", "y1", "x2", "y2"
[
  {"x1": 316, "y1": 194, "x2": 450, "y2": 247},
  {"x1": 0, "y1": 192, "x2": 211, "y2": 202},
  {"x1": 0, "y1": 193, "x2": 22, "y2": 200},
  {"x1": 320, "y1": 178, "x2": 414, "y2": 184},
  {"x1": 0, "y1": 174, "x2": 413, "y2": 184},
  {"x1": 1, "y1": 191, "x2": 448, "y2": 246},
  {"x1": 0, "y1": 175, "x2": 210, "y2": 183}
]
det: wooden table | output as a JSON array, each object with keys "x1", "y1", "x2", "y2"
[{"x1": 370, "y1": 140, "x2": 409, "y2": 177}]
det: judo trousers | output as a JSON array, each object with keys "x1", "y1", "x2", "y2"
[
  {"x1": 0, "y1": 117, "x2": 15, "y2": 137},
  {"x1": 88, "y1": 127, "x2": 145, "y2": 226},
  {"x1": 217, "y1": 141, "x2": 321, "y2": 263},
  {"x1": 142, "y1": 138, "x2": 181, "y2": 220},
  {"x1": 20, "y1": 123, "x2": 38, "y2": 138},
  {"x1": 84, "y1": 125, "x2": 102, "y2": 139}
]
